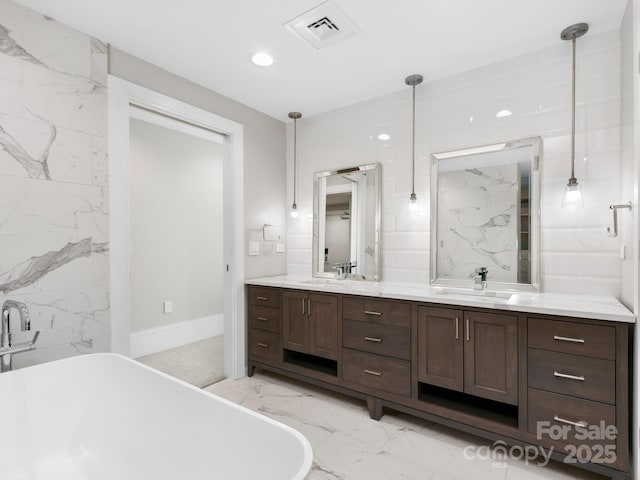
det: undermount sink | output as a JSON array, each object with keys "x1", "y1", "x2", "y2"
[
  {"x1": 302, "y1": 278, "x2": 346, "y2": 285},
  {"x1": 434, "y1": 287, "x2": 513, "y2": 301}
]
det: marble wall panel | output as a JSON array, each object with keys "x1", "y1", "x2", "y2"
[
  {"x1": 0, "y1": 0, "x2": 108, "y2": 367},
  {"x1": 437, "y1": 165, "x2": 519, "y2": 282}
]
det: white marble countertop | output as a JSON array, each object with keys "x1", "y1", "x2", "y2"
[{"x1": 246, "y1": 275, "x2": 636, "y2": 323}]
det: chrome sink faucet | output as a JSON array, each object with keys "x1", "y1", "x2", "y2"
[
  {"x1": 335, "y1": 261, "x2": 357, "y2": 279},
  {"x1": 474, "y1": 267, "x2": 488, "y2": 290},
  {"x1": 1, "y1": 300, "x2": 40, "y2": 373}
]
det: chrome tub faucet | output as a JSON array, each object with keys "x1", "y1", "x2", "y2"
[{"x1": 1, "y1": 300, "x2": 40, "y2": 373}]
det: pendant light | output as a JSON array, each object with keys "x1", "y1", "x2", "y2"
[
  {"x1": 560, "y1": 23, "x2": 588, "y2": 208},
  {"x1": 289, "y1": 112, "x2": 302, "y2": 218},
  {"x1": 405, "y1": 74, "x2": 423, "y2": 211}
]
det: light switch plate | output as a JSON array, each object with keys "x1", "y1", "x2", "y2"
[
  {"x1": 163, "y1": 301, "x2": 173, "y2": 314},
  {"x1": 248, "y1": 241, "x2": 260, "y2": 256},
  {"x1": 276, "y1": 243, "x2": 285, "y2": 253}
]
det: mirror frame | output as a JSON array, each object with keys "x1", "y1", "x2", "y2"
[
  {"x1": 430, "y1": 137, "x2": 542, "y2": 291},
  {"x1": 313, "y1": 163, "x2": 381, "y2": 280}
]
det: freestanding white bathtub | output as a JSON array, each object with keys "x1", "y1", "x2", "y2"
[{"x1": 0, "y1": 353, "x2": 312, "y2": 480}]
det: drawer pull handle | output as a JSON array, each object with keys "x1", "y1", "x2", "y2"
[
  {"x1": 553, "y1": 335, "x2": 585, "y2": 344},
  {"x1": 553, "y1": 371, "x2": 585, "y2": 382},
  {"x1": 364, "y1": 369, "x2": 382, "y2": 376},
  {"x1": 553, "y1": 415, "x2": 587, "y2": 428},
  {"x1": 256, "y1": 342, "x2": 269, "y2": 348},
  {"x1": 256, "y1": 316, "x2": 269, "y2": 322},
  {"x1": 364, "y1": 310, "x2": 382, "y2": 316},
  {"x1": 256, "y1": 296, "x2": 269, "y2": 301},
  {"x1": 364, "y1": 337, "x2": 383, "y2": 343}
]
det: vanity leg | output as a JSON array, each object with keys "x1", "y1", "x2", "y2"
[
  {"x1": 248, "y1": 364, "x2": 256, "y2": 377},
  {"x1": 367, "y1": 396, "x2": 383, "y2": 420}
]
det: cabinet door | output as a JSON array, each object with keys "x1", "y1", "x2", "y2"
[
  {"x1": 464, "y1": 311, "x2": 518, "y2": 405},
  {"x1": 417, "y1": 306, "x2": 464, "y2": 392},
  {"x1": 308, "y1": 293, "x2": 338, "y2": 360},
  {"x1": 282, "y1": 290, "x2": 309, "y2": 354}
]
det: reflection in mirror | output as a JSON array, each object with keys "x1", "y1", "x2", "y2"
[
  {"x1": 430, "y1": 138, "x2": 541, "y2": 291},
  {"x1": 313, "y1": 163, "x2": 381, "y2": 280}
]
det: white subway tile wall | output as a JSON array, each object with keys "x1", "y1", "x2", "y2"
[
  {"x1": 287, "y1": 29, "x2": 625, "y2": 296},
  {"x1": 0, "y1": 1, "x2": 109, "y2": 367}
]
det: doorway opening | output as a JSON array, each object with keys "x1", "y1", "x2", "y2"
[
  {"x1": 108, "y1": 76, "x2": 246, "y2": 380},
  {"x1": 128, "y1": 109, "x2": 224, "y2": 386}
]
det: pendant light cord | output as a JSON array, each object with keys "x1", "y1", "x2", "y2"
[
  {"x1": 570, "y1": 36, "x2": 576, "y2": 183},
  {"x1": 411, "y1": 84, "x2": 416, "y2": 196},
  {"x1": 293, "y1": 116, "x2": 297, "y2": 205}
]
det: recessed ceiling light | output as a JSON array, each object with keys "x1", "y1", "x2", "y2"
[
  {"x1": 377, "y1": 133, "x2": 391, "y2": 141},
  {"x1": 251, "y1": 52, "x2": 274, "y2": 67},
  {"x1": 496, "y1": 109, "x2": 512, "y2": 118}
]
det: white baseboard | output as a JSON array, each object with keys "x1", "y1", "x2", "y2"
[{"x1": 131, "y1": 314, "x2": 224, "y2": 358}]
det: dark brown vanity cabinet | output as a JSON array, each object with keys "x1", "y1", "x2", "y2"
[
  {"x1": 282, "y1": 289, "x2": 339, "y2": 360},
  {"x1": 418, "y1": 306, "x2": 518, "y2": 405},
  {"x1": 526, "y1": 317, "x2": 629, "y2": 472},
  {"x1": 247, "y1": 286, "x2": 282, "y2": 365},
  {"x1": 341, "y1": 297, "x2": 412, "y2": 398},
  {"x1": 247, "y1": 285, "x2": 632, "y2": 479}
]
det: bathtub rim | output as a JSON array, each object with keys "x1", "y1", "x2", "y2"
[{"x1": 2, "y1": 352, "x2": 313, "y2": 480}]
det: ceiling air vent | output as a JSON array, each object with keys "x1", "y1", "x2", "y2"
[{"x1": 284, "y1": 0, "x2": 359, "y2": 49}]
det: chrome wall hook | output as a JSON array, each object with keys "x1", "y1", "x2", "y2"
[{"x1": 606, "y1": 202, "x2": 632, "y2": 237}]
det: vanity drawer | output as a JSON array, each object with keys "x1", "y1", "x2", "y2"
[
  {"x1": 342, "y1": 348, "x2": 410, "y2": 397},
  {"x1": 250, "y1": 329, "x2": 281, "y2": 363},
  {"x1": 527, "y1": 388, "x2": 616, "y2": 449},
  {"x1": 343, "y1": 319, "x2": 410, "y2": 360},
  {"x1": 528, "y1": 349, "x2": 615, "y2": 404},
  {"x1": 342, "y1": 297, "x2": 411, "y2": 328},
  {"x1": 528, "y1": 318, "x2": 615, "y2": 360},
  {"x1": 249, "y1": 305, "x2": 280, "y2": 333},
  {"x1": 248, "y1": 286, "x2": 280, "y2": 308}
]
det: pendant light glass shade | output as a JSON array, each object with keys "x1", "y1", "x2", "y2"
[
  {"x1": 560, "y1": 23, "x2": 588, "y2": 209},
  {"x1": 288, "y1": 112, "x2": 302, "y2": 218},
  {"x1": 405, "y1": 74, "x2": 423, "y2": 210},
  {"x1": 562, "y1": 181, "x2": 583, "y2": 208}
]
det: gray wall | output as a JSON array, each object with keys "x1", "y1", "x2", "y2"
[
  {"x1": 129, "y1": 118, "x2": 223, "y2": 332},
  {"x1": 109, "y1": 48, "x2": 288, "y2": 279}
]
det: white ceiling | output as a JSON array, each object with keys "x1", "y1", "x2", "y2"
[{"x1": 13, "y1": 0, "x2": 629, "y2": 121}]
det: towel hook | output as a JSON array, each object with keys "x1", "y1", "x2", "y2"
[{"x1": 606, "y1": 202, "x2": 632, "y2": 237}]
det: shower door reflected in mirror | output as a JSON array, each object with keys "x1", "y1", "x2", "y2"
[
  {"x1": 313, "y1": 163, "x2": 381, "y2": 280},
  {"x1": 430, "y1": 138, "x2": 541, "y2": 290}
]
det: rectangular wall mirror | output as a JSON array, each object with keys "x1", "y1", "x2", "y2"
[
  {"x1": 430, "y1": 137, "x2": 541, "y2": 291},
  {"x1": 313, "y1": 163, "x2": 381, "y2": 280}
]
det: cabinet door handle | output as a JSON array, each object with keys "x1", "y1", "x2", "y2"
[
  {"x1": 301, "y1": 298, "x2": 305, "y2": 315},
  {"x1": 364, "y1": 337, "x2": 383, "y2": 343},
  {"x1": 364, "y1": 310, "x2": 382, "y2": 316},
  {"x1": 553, "y1": 335, "x2": 585, "y2": 344},
  {"x1": 256, "y1": 296, "x2": 268, "y2": 301},
  {"x1": 553, "y1": 415, "x2": 587, "y2": 428},
  {"x1": 256, "y1": 316, "x2": 269, "y2": 322},
  {"x1": 364, "y1": 369, "x2": 382, "y2": 376},
  {"x1": 256, "y1": 342, "x2": 269, "y2": 348},
  {"x1": 553, "y1": 371, "x2": 585, "y2": 382},
  {"x1": 455, "y1": 317, "x2": 459, "y2": 340},
  {"x1": 308, "y1": 298, "x2": 312, "y2": 316},
  {"x1": 465, "y1": 318, "x2": 470, "y2": 342}
]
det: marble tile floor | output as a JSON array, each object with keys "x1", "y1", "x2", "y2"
[{"x1": 205, "y1": 372, "x2": 606, "y2": 480}]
